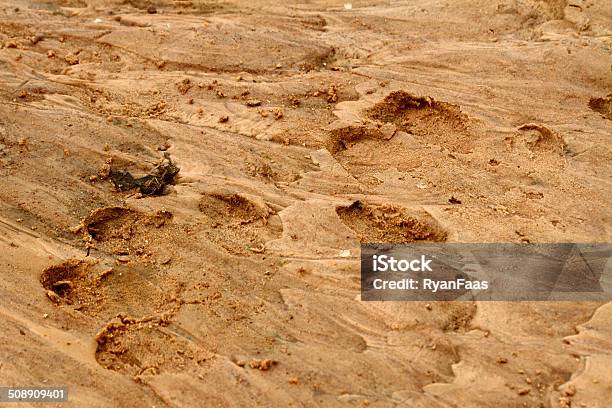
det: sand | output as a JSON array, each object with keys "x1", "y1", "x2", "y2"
[{"x1": 0, "y1": 0, "x2": 611, "y2": 406}]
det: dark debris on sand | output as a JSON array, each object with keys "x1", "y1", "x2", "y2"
[{"x1": 109, "y1": 156, "x2": 179, "y2": 196}]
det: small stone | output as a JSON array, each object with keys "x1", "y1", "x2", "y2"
[
  {"x1": 46, "y1": 290, "x2": 61, "y2": 304},
  {"x1": 517, "y1": 387, "x2": 530, "y2": 396},
  {"x1": 97, "y1": 268, "x2": 113, "y2": 281},
  {"x1": 218, "y1": 115, "x2": 229, "y2": 123},
  {"x1": 116, "y1": 255, "x2": 130, "y2": 263},
  {"x1": 245, "y1": 99, "x2": 262, "y2": 107},
  {"x1": 380, "y1": 123, "x2": 397, "y2": 140},
  {"x1": 64, "y1": 53, "x2": 79, "y2": 65},
  {"x1": 249, "y1": 359, "x2": 275, "y2": 371},
  {"x1": 30, "y1": 34, "x2": 43, "y2": 45},
  {"x1": 496, "y1": 357, "x2": 508, "y2": 364},
  {"x1": 147, "y1": 5, "x2": 157, "y2": 14},
  {"x1": 562, "y1": 384, "x2": 576, "y2": 397},
  {"x1": 558, "y1": 397, "x2": 571, "y2": 408}
]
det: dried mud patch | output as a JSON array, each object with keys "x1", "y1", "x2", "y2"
[
  {"x1": 95, "y1": 313, "x2": 212, "y2": 377},
  {"x1": 336, "y1": 201, "x2": 447, "y2": 243},
  {"x1": 198, "y1": 193, "x2": 282, "y2": 255},
  {"x1": 588, "y1": 94, "x2": 612, "y2": 120},
  {"x1": 366, "y1": 91, "x2": 474, "y2": 153}
]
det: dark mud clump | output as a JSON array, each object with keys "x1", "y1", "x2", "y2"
[{"x1": 109, "y1": 158, "x2": 179, "y2": 196}]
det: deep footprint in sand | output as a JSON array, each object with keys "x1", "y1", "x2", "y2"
[
  {"x1": 40, "y1": 259, "x2": 180, "y2": 320},
  {"x1": 588, "y1": 94, "x2": 612, "y2": 120},
  {"x1": 198, "y1": 192, "x2": 282, "y2": 255},
  {"x1": 95, "y1": 313, "x2": 213, "y2": 377},
  {"x1": 40, "y1": 259, "x2": 104, "y2": 312},
  {"x1": 327, "y1": 123, "x2": 421, "y2": 184},
  {"x1": 366, "y1": 91, "x2": 475, "y2": 154},
  {"x1": 77, "y1": 206, "x2": 180, "y2": 265}
]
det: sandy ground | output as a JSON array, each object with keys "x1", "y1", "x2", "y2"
[{"x1": 0, "y1": 0, "x2": 611, "y2": 406}]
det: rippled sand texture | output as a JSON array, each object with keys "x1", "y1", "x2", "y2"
[{"x1": 0, "y1": 0, "x2": 611, "y2": 406}]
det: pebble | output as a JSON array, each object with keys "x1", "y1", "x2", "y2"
[
  {"x1": 517, "y1": 387, "x2": 530, "y2": 396},
  {"x1": 245, "y1": 99, "x2": 262, "y2": 107},
  {"x1": 562, "y1": 384, "x2": 576, "y2": 397},
  {"x1": 46, "y1": 290, "x2": 61, "y2": 304}
]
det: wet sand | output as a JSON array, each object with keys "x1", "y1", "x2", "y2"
[{"x1": 0, "y1": 0, "x2": 611, "y2": 406}]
